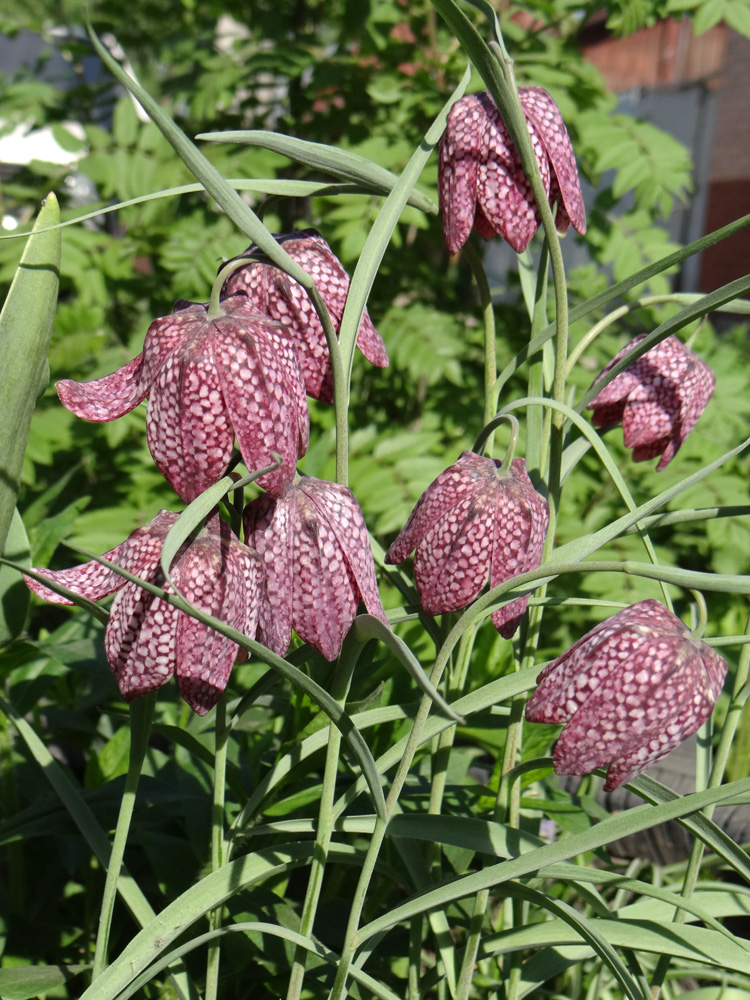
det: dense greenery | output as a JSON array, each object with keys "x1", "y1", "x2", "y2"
[{"x1": 2, "y1": 1, "x2": 750, "y2": 998}]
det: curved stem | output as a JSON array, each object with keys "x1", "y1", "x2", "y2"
[
  {"x1": 463, "y1": 239, "x2": 498, "y2": 438},
  {"x1": 92, "y1": 693, "x2": 155, "y2": 980},
  {"x1": 472, "y1": 414, "x2": 519, "y2": 462},
  {"x1": 207, "y1": 257, "x2": 257, "y2": 320}
]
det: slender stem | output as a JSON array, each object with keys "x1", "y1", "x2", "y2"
[
  {"x1": 307, "y1": 285, "x2": 349, "y2": 486},
  {"x1": 472, "y1": 414, "x2": 519, "y2": 461},
  {"x1": 463, "y1": 239, "x2": 498, "y2": 435},
  {"x1": 286, "y1": 636, "x2": 363, "y2": 1000},
  {"x1": 525, "y1": 240, "x2": 550, "y2": 483},
  {"x1": 92, "y1": 693, "x2": 155, "y2": 980},
  {"x1": 205, "y1": 694, "x2": 229, "y2": 1000},
  {"x1": 207, "y1": 257, "x2": 256, "y2": 320}
]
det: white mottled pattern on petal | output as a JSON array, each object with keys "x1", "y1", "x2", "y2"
[
  {"x1": 438, "y1": 94, "x2": 487, "y2": 254},
  {"x1": 26, "y1": 510, "x2": 178, "y2": 605},
  {"x1": 147, "y1": 341, "x2": 234, "y2": 503},
  {"x1": 106, "y1": 583, "x2": 177, "y2": 702},
  {"x1": 520, "y1": 87, "x2": 587, "y2": 236},
  {"x1": 243, "y1": 494, "x2": 295, "y2": 657},
  {"x1": 526, "y1": 600, "x2": 728, "y2": 790}
]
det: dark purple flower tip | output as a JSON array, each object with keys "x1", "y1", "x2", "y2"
[
  {"x1": 56, "y1": 295, "x2": 310, "y2": 501},
  {"x1": 438, "y1": 88, "x2": 586, "y2": 255},
  {"x1": 24, "y1": 511, "x2": 263, "y2": 715},
  {"x1": 526, "y1": 599, "x2": 728, "y2": 791},
  {"x1": 588, "y1": 335, "x2": 715, "y2": 471},
  {"x1": 221, "y1": 228, "x2": 388, "y2": 405},
  {"x1": 385, "y1": 451, "x2": 549, "y2": 638},
  {"x1": 243, "y1": 475, "x2": 388, "y2": 661}
]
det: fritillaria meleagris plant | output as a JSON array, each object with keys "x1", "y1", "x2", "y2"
[
  {"x1": 244, "y1": 475, "x2": 389, "y2": 661},
  {"x1": 525, "y1": 599, "x2": 728, "y2": 790},
  {"x1": 438, "y1": 87, "x2": 587, "y2": 254},
  {"x1": 221, "y1": 228, "x2": 389, "y2": 404},
  {"x1": 588, "y1": 333, "x2": 716, "y2": 470},
  {"x1": 385, "y1": 449, "x2": 549, "y2": 638},
  {"x1": 56, "y1": 294, "x2": 309, "y2": 501},
  {"x1": 25, "y1": 511, "x2": 263, "y2": 715}
]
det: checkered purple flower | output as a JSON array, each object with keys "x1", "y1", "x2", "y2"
[
  {"x1": 222, "y1": 229, "x2": 388, "y2": 404},
  {"x1": 438, "y1": 87, "x2": 586, "y2": 254},
  {"x1": 56, "y1": 295, "x2": 309, "y2": 501},
  {"x1": 526, "y1": 600, "x2": 727, "y2": 791},
  {"x1": 24, "y1": 511, "x2": 263, "y2": 715},
  {"x1": 589, "y1": 334, "x2": 715, "y2": 470},
  {"x1": 243, "y1": 476, "x2": 388, "y2": 661},
  {"x1": 385, "y1": 451, "x2": 549, "y2": 638}
]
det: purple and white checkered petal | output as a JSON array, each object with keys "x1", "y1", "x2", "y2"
[
  {"x1": 25, "y1": 510, "x2": 178, "y2": 605},
  {"x1": 676, "y1": 354, "x2": 716, "y2": 445},
  {"x1": 106, "y1": 583, "x2": 177, "y2": 702},
  {"x1": 291, "y1": 490, "x2": 360, "y2": 661},
  {"x1": 601, "y1": 649, "x2": 725, "y2": 790},
  {"x1": 621, "y1": 397, "x2": 676, "y2": 450},
  {"x1": 519, "y1": 87, "x2": 586, "y2": 235},
  {"x1": 213, "y1": 324, "x2": 298, "y2": 497},
  {"x1": 243, "y1": 493, "x2": 295, "y2": 657},
  {"x1": 438, "y1": 94, "x2": 488, "y2": 254},
  {"x1": 146, "y1": 341, "x2": 234, "y2": 502},
  {"x1": 414, "y1": 492, "x2": 494, "y2": 616},
  {"x1": 57, "y1": 355, "x2": 148, "y2": 422},
  {"x1": 589, "y1": 337, "x2": 650, "y2": 408},
  {"x1": 386, "y1": 451, "x2": 495, "y2": 565},
  {"x1": 221, "y1": 260, "x2": 270, "y2": 307},
  {"x1": 301, "y1": 478, "x2": 388, "y2": 624}
]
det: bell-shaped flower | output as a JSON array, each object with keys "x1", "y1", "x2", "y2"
[
  {"x1": 221, "y1": 228, "x2": 388, "y2": 404},
  {"x1": 385, "y1": 451, "x2": 549, "y2": 638},
  {"x1": 438, "y1": 87, "x2": 586, "y2": 254},
  {"x1": 243, "y1": 476, "x2": 388, "y2": 661},
  {"x1": 526, "y1": 600, "x2": 727, "y2": 791},
  {"x1": 56, "y1": 295, "x2": 309, "y2": 501},
  {"x1": 24, "y1": 511, "x2": 262, "y2": 715},
  {"x1": 588, "y1": 334, "x2": 715, "y2": 470}
]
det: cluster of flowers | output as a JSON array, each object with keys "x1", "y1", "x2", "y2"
[{"x1": 27, "y1": 86, "x2": 725, "y2": 789}]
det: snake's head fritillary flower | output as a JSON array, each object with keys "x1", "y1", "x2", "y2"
[
  {"x1": 243, "y1": 476, "x2": 388, "y2": 661},
  {"x1": 24, "y1": 511, "x2": 263, "y2": 715},
  {"x1": 526, "y1": 600, "x2": 727, "y2": 791},
  {"x1": 221, "y1": 229, "x2": 388, "y2": 404},
  {"x1": 56, "y1": 295, "x2": 309, "y2": 501},
  {"x1": 589, "y1": 334, "x2": 715, "y2": 471},
  {"x1": 438, "y1": 87, "x2": 586, "y2": 254},
  {"x1": 385, "y1": 451, "x2": 549, "y2": 638}
]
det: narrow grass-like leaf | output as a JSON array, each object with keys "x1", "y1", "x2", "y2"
[
  {"x1": 0, "y1": 509, "x2": 31, "y2": 644},
  {"x1": 337, "y1": 64, "x2": 471, "y2": 379},
  {"x1": 0, "y1": 965, "x2": 88, "y2": 1000},
  {"x1": 196, "y1": 131, "x2": 436, "y2": 214},
  {"x1": 355, "y1": 778, "x2": 750, "y2": 945},
  {"x1": 3, "y1": 558, "x2": 109, "y2": 625},
  {"x1": 352, "y1": 614, "x2": 462, "y2": 721},
  {"x1": 0, "y1": 193, "x2": 60, "y2": 554},
  {"x1": 86, "y1": 24, "x2": 314, "y2": 289}
]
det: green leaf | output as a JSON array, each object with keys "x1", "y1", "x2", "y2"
[
  {"x1": 0, "y1": 193, "x2": 60, "y2": 555},
  {"x1": 0, "y1": 964, "x2": 88, "y2": 999},
  {"x1": 0, "y1": 509, "x2": 31, "y2": 645}
]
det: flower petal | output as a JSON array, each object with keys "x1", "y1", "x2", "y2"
[
  {"x1": 243, "y1": 493, "x2": 295, "y2": 657},
  {"x1": 106, "y1": 583, "x2": 177, "y2": 702},
  {"x1": 438, "y1": 94, "x2": 487, "y2": 254}
]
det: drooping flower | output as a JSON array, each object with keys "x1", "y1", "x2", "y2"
[
  {"x1": 385, "y1": 451, "x2": 549, "y2": 638},
  {"x1": 588, "y1": 334, "x2": 715, "y2": 470},
  {"x1": 24, "y1": 510, "x2": 263, "y2": 715},
  {"x1": 56, "y1": 295, "x2": 309, "y2": 501},
  {"x1": 438, "y1": 87, "x2": 586, "y2": 254},
  {"x1": 525, "y1": 600, "x2": 727, "y2": 791},
  {"x1": 221, "y1": 229, "x2": 388, "y2": 404},
  {"x1": 243, "y1": 476, "x2": 388, "y2": 661}
]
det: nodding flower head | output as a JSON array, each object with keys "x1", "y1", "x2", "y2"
[
  {"x1": 589, "y1": 334, "x2": 715, "y2": 471},
  {"x1": 438, "y1": 87, "x2": 586, "y2": 255},
  {"x1": 385, "y1": 451, "x2": 549, "y2": 638},
  {"x1": 25, "y1": 511, "x2": 263, "y2": 715},
  {"x1": 243, "y1": 476, "x2": 388, "y2": 661},
  {"x1": 526, "y1": 600, "x2": 727, "y2": 791},
  {"x1": 56, "y1": 295, "x2": 309, "y2": 501},
  {"x1": 221, "y1": 229, "x2": 388, "y2": 404}
]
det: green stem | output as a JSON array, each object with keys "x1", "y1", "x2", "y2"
[
  {"x1": 307, "y1": 284, "x2": 349, "y2": 486},
  {"x1": 463, "y1": 239, "x2": 498, "y2": 435},
  {"x1": 205, "y1": 693, "x2": 229, "y2": 1000},
  {"x1": 472, "y1": 414, "x2": 519, "y2": 462},
  {"x1": 92, "y1": 693, "x2": 155, "y2": 980},
  {"x1": 526, "y1": 239, "x2": 550, "y2": 483},
  {"x1": 651, "y1": 612, "x2": 750, "y2": 996},
  {"x1": 286, "y1": 636, "x2": 363, "y2": 1000}
]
